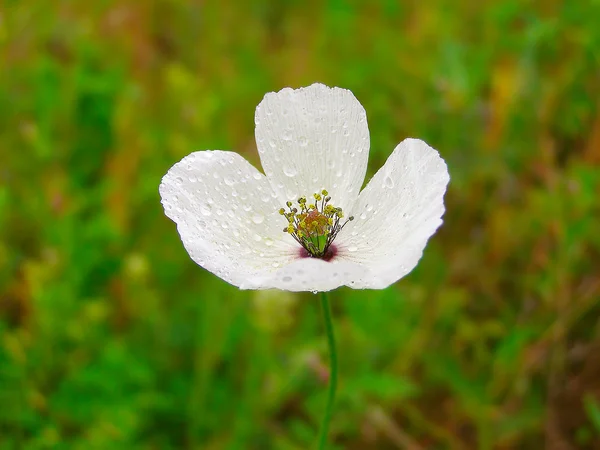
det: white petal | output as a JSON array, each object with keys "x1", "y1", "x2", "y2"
[
  {"x1": 255, "y1": 83, "x2": 369, "y2": 210},
  {"x1": 336, "y1": 139, "x2": 450, "y2": 289},
  {"x1": 159, "y1": 151, "x2": 298, "y2": 288},
  {"x1": 245, "y1": 256, "x2": 379, "y2": 292}
]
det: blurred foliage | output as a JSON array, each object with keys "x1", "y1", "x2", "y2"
[{"x1": 1, "y1": 1, "x2": 600, "y2": 449}]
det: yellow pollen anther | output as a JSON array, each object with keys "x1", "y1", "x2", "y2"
[{"x1": 278, "y1": 190, "x2": 355, "y2": 258}]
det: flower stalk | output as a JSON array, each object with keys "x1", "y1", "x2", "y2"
[{"x1": 317, "y1": 291, "x2": 337, "y2": 449}]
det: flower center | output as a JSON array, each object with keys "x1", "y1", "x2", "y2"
[{"x1": 279, "y1": 190, "x2": 354, "y2": 258}]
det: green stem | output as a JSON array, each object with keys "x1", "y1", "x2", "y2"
[{"x1": 317, "y1": 291, "x2": 337, "y2": 450}]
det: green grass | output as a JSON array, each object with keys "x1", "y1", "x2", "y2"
[{"x1": 1, "y1": 1, "x2": 600, "y2": 448}]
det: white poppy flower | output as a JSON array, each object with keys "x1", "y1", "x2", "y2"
[{"x1": 160, "y1": 83, "x2": 449, "y2": 292}]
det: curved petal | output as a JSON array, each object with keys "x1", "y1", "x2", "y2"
[
  {"x1": 255, "y1": 83, "x2": 369, "y2": 211},
  {"x1": 335, "y1": 139, "x2": 450, "y2": 289},
  {"x1": 244, "y1": 256, "x2": 380, "y2": 292},
  {"x1": 159, "y1": 151, "x2": 299, "y2": 288}
]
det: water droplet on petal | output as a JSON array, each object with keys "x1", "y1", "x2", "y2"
[
  {"x1": 265, "y1": 238, "x2": 273, "y2": 246},
  {"x1": 175, "y1": 176, "x2": 184, "y2": 185},
  {"x1": 384, "y1": 176, "x2": 394, "y2": 188},
  {"x1": 282, "y1": 276, "x2": 292, "y2": 282},
  {"x1": 253, "y1": 234, "x2": 262, "y2": 242},
  {"x1": 348, "y1": 246, "x2": 358, "y2": 252},
  {"x1": 283, "y1": 165, "x2": 297, "y2": 177},
  {"x1": 252, "y1": 214, "x2": 264, "y2": 224},
  {"x1": 253, "y1": 173, "x2": 262, "y2": 180}
]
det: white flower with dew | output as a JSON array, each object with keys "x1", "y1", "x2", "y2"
[{"x1": 159, "y1": 83, "x2": 449, "y2": 292}]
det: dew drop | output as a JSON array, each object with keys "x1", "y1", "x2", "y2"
[
  {"x1": 360, "y1": 212, "x2": 367, "y2": 220},
  {"x1": 282, "y1": 276, "x2": 292, "y2": 282},
  {"x1": 252, "y1": 214, "x2": 264, "y2": 224},
  {"x1": 283, "y1": 165, "x2": 297, "y2": 177},
  {"x1": 224, "y1": 176, "x2": 235, "y2": 186},
  {"x1": 253, "y1": 234, "x2": 262, "y2": 242},
  {"x1": 175, "y1": 176, "x2": 184, "y2": 185},
  {"x1": 200, "y1": 205, "x2": 212, "y2": 216},
  {"x1": 265, "y1": 238, "x2": 273, "y2": 246},
  {"x1": 273, "y1": 262, "x2": 280, "y2": 268},
  {"x1": 348, "y1": 246, "x2": 358, "y2": 252},
  {"x1": 384, "y1": 176, "x2": 394, "y2": 188},
  {"x1": 298, "y1": 136, "x2": 309, "y2": 147},
  {"x1": 253, "y1": 173, "x2": 262, "y2": 180}
]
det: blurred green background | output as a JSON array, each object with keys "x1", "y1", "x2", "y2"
[{"x1": 1, "y1": 1, "x2": 600, "y2": 449}]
